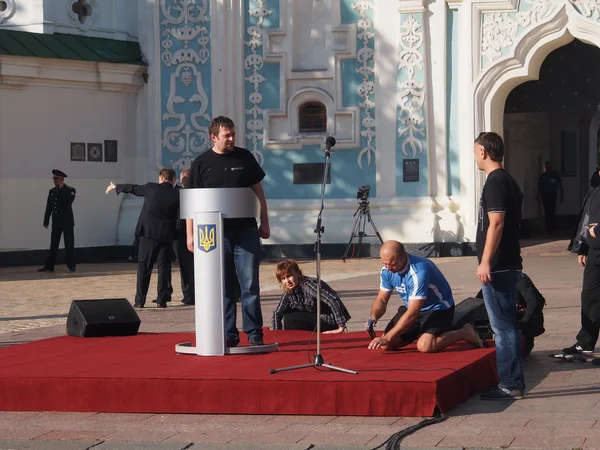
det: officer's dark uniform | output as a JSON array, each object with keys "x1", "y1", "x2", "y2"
[{"x1": 39, "y1": 170, "x2": 76, "y2": 272}]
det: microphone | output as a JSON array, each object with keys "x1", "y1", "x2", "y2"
[
  {"x1": 325, "y1": 136, "x2": 336, "y2": 150},
  {"x1": 325, "y1": 136, "x2": 336, "y2": 156}
]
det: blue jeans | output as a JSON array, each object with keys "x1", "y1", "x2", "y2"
[
  {"x1": 222, "y1": 226, "x2": 263, "y2": 342},
  {"x1": 480, "y1": 270, "x2": 525, "y2": 390}
]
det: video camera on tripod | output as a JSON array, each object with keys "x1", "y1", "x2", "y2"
[
  {"x1": 342, "y1": 184, "x2": 383, "y2": 261},
  {"x1": 356, "y1": 185, "x2": 370, "y2": 205}
]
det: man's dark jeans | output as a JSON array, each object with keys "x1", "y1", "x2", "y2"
[
  {"x1": 480, "y1": 270, "x2": 525, "y2": 390},
  {"x1": 222, "y1": 226, "x2": 263, "y2": 343}
]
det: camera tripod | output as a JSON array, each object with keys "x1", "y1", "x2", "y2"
[{"x1": 341, "y1": 200, "x2": 383, "y2": 261}]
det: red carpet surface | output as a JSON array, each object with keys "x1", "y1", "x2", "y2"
[{"x1": 0, "y1": 330, "x2": 498, "y2": 417}]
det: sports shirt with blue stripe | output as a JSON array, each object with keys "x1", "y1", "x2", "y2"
[{"x1": 379, "y1": 254, "x2": 454, "y2": 312}]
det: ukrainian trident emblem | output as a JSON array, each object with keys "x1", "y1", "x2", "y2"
[{"x1": 197, "y1": 224, "x2": 217, "y2": 253}]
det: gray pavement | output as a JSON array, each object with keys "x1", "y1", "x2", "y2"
[{"x1": 1, "y1": 239, "x2": 599, "y2": 449}]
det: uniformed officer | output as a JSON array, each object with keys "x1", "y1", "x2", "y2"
[{"x1": 38, "y1": 169, "x2": 77, "y2": 272}]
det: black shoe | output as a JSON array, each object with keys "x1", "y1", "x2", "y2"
[
  {"x1": 156, "y1": 303, "x2": 167, "y2": 308},
  {"x1": 152, "y1": 298, "x2": 171, "y2": 303},
  {"x1": 68, "y1": 267, "x2": 76, "y2": 272},
  {"x1": 249, "y1": 335, "x2": 264, "y2": 346},
  {"x1": 182, "y1": 299, "x2": 195, "y2": 305},
  {"x1": 133, "y1": 303, "x2": 144, "y2": 309},
  {"x1": 226, "y1": 336, "x2": 239, "y2": 348},
  {"x1": 37, "y1": 267, "x2": 53, "y2": 272},
  {"x1": 480, "y1": 386, "x2": 524, "y2": 400},
  {"x1": 562, "y1": 344, "x2": 593, "y2": 355}
]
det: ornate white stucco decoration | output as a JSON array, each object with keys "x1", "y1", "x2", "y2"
[
  {"x1": 481, "y1": 13, "x2": 518, "y2": 64},
  {"x1": 67, "y1": 0, "x2": 98, "y2": 31},
  {"x1": 160, "y1": 0, "x2": 211, "y2": 169},
  {"x1": 480, "y1": 0, "x2": 565, "y2": 69},
  {"x1": 244, "y1": 0, "x2": 273, "y2": 167},
  {"x1": 571, "y1": 0, "x2": 600, "y2": 20},
  {"x1": 352, "y1": 0, "x2": 376, "y2": 169},
  {"x1": 0, "y1": 0, "x2": 15, "y2": 24},
  {"x1": 397, "y1": 15, "x2": 425, "y2": 158}
]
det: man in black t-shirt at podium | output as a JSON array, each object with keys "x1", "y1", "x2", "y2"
[{"x1": 187, "y1": 116, "x2": 271, "y2": 348}]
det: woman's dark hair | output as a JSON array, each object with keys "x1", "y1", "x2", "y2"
[{"x1": 475, "y1": 132, "x2": 505, "y2": 162}]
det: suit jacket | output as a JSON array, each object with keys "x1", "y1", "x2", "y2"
[
  {"x1": 44, "y1": 184, "x2": 76, "y2": 229},
  {"x1": 116, "y1": 182, "x2": 179, "y2": 243}
]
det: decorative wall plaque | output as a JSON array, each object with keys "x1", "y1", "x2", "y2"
[
  {"x1": 104, "y1": 140, "x2": 118, "y2": 162},
  {"x1": 403, "y1": 159, "x2": 419, "y2": 182},
  {"x1": 87, "y1": 143, "x2": 103, "y2": 162},
  {"x1": 293, "y1": 163, "x2": 331, "y2": 185},
  {"x1": 70, "y1": 142, "x2": 85, "y2": 161}
]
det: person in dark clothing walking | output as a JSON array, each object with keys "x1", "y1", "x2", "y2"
[
  {"x1": 106, "y1": 168, "x2": 179, "y2": 308},
  {"x1": 38, "y1": 169, "x2": 76, "y2": 272},
  {"x1": 537, "y1": 161, "x2": 563, "y2": 234},
  {"x1": 564, "y1": 168, "x2": 600, "y2": 355}
]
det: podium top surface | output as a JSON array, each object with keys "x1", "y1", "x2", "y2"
[{"x1": 180, "y1": 187, "x2": 260, "y2": 219}]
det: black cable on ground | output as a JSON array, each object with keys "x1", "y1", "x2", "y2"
[{"x1": 371, "y1": 410, "x2": 448, "y2": 450}]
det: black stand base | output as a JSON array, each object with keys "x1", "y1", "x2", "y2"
[{"x1": 269, "y1": 353, "x2": 358, "y2": 375}]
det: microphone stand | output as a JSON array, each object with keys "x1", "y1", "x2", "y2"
[{"x1": 270, "y1": 140, "x2": 358, "y2": 375}]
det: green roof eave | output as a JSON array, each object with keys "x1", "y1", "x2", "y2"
[{"x1": 0, "y1": 30, "x2": 146, "y2": 66}]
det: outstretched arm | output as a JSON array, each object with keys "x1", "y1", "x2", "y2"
[
  {"x1": 106, "y1": 182, "x2": 147, "y2": 197},
  {"x1": 313, "y1": 280, "x2": 350, "y2": 333}
]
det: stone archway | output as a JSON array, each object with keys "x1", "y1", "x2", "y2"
[{"x1": 471, "y1": 1, "x2": 600, "y2": 233}]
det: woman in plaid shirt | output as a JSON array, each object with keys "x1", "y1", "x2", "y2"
[{"x1": 272, "y1": 260, "x2": 351, "y2": 334}]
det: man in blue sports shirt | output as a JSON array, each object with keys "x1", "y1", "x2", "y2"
[{"x1": 367, "y1": 240, "x2": 485, "y2": 352}]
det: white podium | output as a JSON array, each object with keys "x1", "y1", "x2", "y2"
[{"x1": 174, "y1": 187, "x2": 278, "y2": 356}]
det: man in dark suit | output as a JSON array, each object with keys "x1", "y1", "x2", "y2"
[
  {"x1": 38, "y1": 169, "x2": 76, "y2": 272},
  {"x1": 106, "y1": 168, "x2": 179, "y2": 308}
]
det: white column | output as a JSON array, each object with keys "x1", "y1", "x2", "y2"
[
  {"x1": 456, "y1": 0, "x2": 478, "y2": 236},
  {"x1": 375, "y1": 0, "x2": 401, "y2": 197},
  {"x1": 427, "y1": 0, "x2": 448, "y2": 197},
  {"x1": 210, "y1": 0, "x2": 227, "y2": 117},
  {"x1": 211, "y1": 0, "x2": 246, "y2": 130}
]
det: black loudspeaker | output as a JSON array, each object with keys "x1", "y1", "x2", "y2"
[
  {"x1": 66, "y1": 299, "x2": 141, "y2": 337},
  {"x1": 452, "y1": 297, "x2": 492, "y2": 338}
]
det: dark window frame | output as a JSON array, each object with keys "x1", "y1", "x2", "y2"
[{"x1": 299, "y1": 101, "x2": 326, "y2": 133}]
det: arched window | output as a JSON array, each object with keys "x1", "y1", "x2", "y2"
[
  {"x1": 72, "y1": 0, "x2": 91, "y2": 24},
  {"x1": 299, "y1": 101, "x2": 326, "y2": 133},
  {"x1": 0, "y1": 2, "x2": 7, "y2": 12}
]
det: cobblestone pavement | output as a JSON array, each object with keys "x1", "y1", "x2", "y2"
[{"x1": 1, "y1": 239, "x2": 599, "y2": 449}]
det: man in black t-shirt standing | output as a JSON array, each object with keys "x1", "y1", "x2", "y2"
[
  {"x1": 187, "y1": 116, "x2": 270, "y2": 347},
  {"x1": 474, "y1": 132, "x2": 525, "y2": 400}
]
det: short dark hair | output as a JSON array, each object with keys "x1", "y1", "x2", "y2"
[
  {"x1": 209, "y1": 116, "x2": 235, "y2": 137},
  {"x1": 159, "y1": 168, "x2": 176, "y2": 182},
  {"x1": 475, "y1": 132, "x2": 505, "y2": 162}
]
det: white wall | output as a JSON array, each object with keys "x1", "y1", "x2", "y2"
[
  {"x1": 0, "y1": 0, "x2": 139, "y2": 41},
  {"x1": 0, "y1": 61, "x2": 143, "y2": 252}
]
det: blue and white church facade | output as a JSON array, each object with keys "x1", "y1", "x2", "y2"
[{"x1": 1, "y1": 0, "x2": 599, "y2": 262}]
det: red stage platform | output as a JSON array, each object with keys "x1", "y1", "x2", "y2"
[{"x1": 0, "y1": 331, "x2": 498, "y2": 417}]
